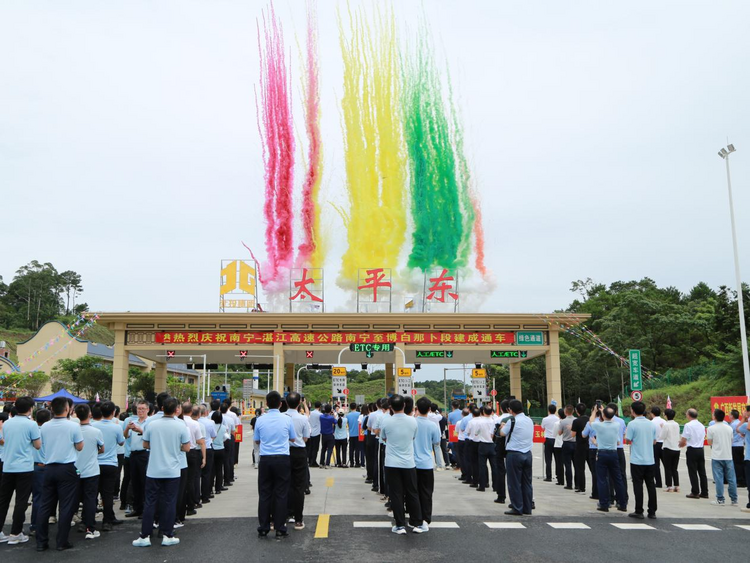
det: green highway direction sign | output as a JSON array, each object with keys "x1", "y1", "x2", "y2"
[
  {"x1": 415, "y1": 350, "x2": 454, "y2": 359},
  {"x1": 490, "y1": 350, "x2": 528, "y2": 359},
  {"x1": 515, "y1": 331, "x2": 545, "y2": 345},
  {"x1": 629, "y1": 349, "x2": 642, "y2": 391}
]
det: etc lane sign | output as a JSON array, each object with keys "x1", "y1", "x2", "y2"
[{"x1": 629, "y1": 350, "x2": 642, "y2": 391}]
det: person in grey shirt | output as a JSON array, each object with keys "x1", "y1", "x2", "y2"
[{"x1": 558, "y1": 405, "x2": 576, "y2": 489}]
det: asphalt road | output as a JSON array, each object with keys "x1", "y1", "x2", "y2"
[{"x1": 3, "y1": 515, "x2": 749, "y2": 563}]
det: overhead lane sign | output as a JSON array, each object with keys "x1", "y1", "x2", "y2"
[
  {"x1": 490, "y1": 350, "x2": 528, "y2": 359},
  {"x1": 415, "y1": 350, "x2": 454, "y2": 359}
]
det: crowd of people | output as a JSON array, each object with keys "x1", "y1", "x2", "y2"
[
  {"x1": 253, "y1": 393, "x2": 750, "y2": 537},
  {"x1": 0, "y1": 392, "x2": 241, "y2": 551}
]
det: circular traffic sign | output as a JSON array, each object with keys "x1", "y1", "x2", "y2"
[
  {"x1": 490, "y1": 389, "x2": 497, "y2": 397},
  {"x1": 343, "y1": 388, "x2": 349, "y2": 395},
  {"x1": 411, "y1": 389, "x2": 418, "y2": 395},
  {"x1": 630, "y1": 390, "x2": 642, "y2": 401}
]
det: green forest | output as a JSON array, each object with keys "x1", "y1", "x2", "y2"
[{"x1": 2, "y1": 260, "x2": 749, "y2": 422}]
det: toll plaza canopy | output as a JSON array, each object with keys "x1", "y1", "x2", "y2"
[{"x1": 97, "y1": 312, "x2": 589, "y2": 408}]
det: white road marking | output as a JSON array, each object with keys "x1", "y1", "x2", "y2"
[
  {"x1": 353, "y1": 522, "x2": 393, "y2": 528},
  {"x1": 611, "y1": 523, "x2": 656, "y2": 530},
  {"x1": 547, "y1": 522, "x2": 590, "y2": 529},
  {"x1": 484, "y1": 522, "x2": 526, "y2": 529},
  {"x1": 672, "y1": 524, "x2": 720, "y2": 531},
  {"x1": 736, "y1": 525, "x2": 750, "y2": 531},
  {"x1": 428, "y1": 522, "x2": 460, "y2": 528}
]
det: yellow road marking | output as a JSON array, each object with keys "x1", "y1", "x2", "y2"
[
  {"x1": 326, "y1": 477, "x2": 335, "y2": 487},
  {"x1": 314, "y1": 514, "x2": 330, "y2": 538}
]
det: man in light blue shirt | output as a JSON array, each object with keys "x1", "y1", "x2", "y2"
[
  {"x1": 124, "y1": 400, "x2": 150, "y2": 518},
  {"x1": 92, "y1": 401, "x2": 125, "y2": 530},
  {"x1": 307, "y1": 402, "x2": 322, "y2": 468},
  {"x1": 254, "y1": 391, "x2": 296, "y2": 537},
  {"x1": 285, "y1": 392, "x2": 311, "y2": 529},
  {"x1": 199, "y1": 405, "x2": 217, "y2": 504},
  {"x1": 501, "y1": 400, "x2": 534, "y2": 516},
  {"x1": 414, "y1": 397, "x2": 440, "y2": 529},
  {"x1": 625, "y1": 401, "x2": 657, "y2": 519},
  {"x1": 591, "y1": 405, "x2": 627, "y2": 513},
  {"x1": 346, "y1": 403, "x2": 361, "y2": 468},
  {"x1": 134, "y1": 397, "x2": 190, "y2": 548},
  {"x1": 447, "y1": 401, "x2": 463, "y2": 467},
  {"x1": 36, "y1": 396, "x2": 84, "y2": 552},
  {"x1": 74, "y1": 404, "x2": 105, "y2": 538},
  {"x1": 728, "y1": 410, "x2": 746, "y2": 488},
  {"x1": 736, "y1": 413, "x2": 750, "y2": 510},
  {"x1": 0, "y1": 396, "x2": 41, "y2": 544},
  {"x1": 380, "y1": 395, "x2": 423, "y2": 534}
]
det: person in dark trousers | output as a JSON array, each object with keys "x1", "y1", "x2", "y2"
[
  {"x1": 36, "y1": 396, "x2": 84, "y2": 552},
  {"x1": 211, "y1": 412, "x2": 228, "y2": 493},
  {"x1": 582, "y1": 410, "x2": 599, "y2": 500},
  {"x1": 0, "y1": 396, "x2": 41, "y2": 545},
  {"x1": 319, "y1": 404, "x2": 336, "y2": 467},
  {"x1": 28, "y1": 408, "x2": 51, "y2": 537},
  {"x1": 493, "y1": 401, "x2": 512, "y2": 504},
  {"x1": 92, "y1": 401, "x2": 126, "y2": 532},
  {"x1": 74, "y1": 404, "x2": 105, "y2": 539},
  {"x1": 220, "y1": 403, "x2": 235, "y2": 484},
  {"x1": 124, "y1": 400, "x2": 149, "y2": 517},
  {"x1": 540, "y1": 404, "x2": 558, "y2": 482},
  {"x1": 607, "y1": 402, "x2": 629, "y2": 506},
  {"x1": 649, "y1": 406, "x2": 665, "y2": 488},
  {"x1": 625, "y1": 401, "x2": 658, "y2": 519},
  {"x1": 571, "y1": 403, "x2": 589, "y2": 493},
  {"x1": 380, "y1": 395, "x2": 424, "y2": 535},
  {"x1": 680, "y1": 408, "x2": 709, "y2": 499},
  {"x1": 345, "y1": 403, "x2": 361, "y2": 467},
  {"x1": 502, "y1": 400, "x2": 534, "y2": 516},
  {"x1": 554, "y1": 408, "x2": 565, "y2": 485},
  {"x1": 133, "y1": 397, "x2": 190, "y2": 548},
  {"x1": 285, "y1": 392, "x2": 310, "y2": 529},
  {"x1": 198, "y1": 405, "x2": 217, "y2": 503},
  {"x1": 590, "y1": 405, "x2": 628, "y2": 513},
  {"x1": 558, "y1": 405, "x2": 576, "y2": 489},
  {"x1": 473, "y1": 406, "x2": 498, "y2": 492},
  {"x1": 728, "y1": 410, "x2": 746, "y2": 488},
  {"x1": 255, "y1": 391, "x2": 296, "y2": 538},
  {"x1": 414, "y1": 397, "x2": 440, "y2": 528},
  {"x1": 306, "y1": 402, "x2": 322, "y2": 468}
]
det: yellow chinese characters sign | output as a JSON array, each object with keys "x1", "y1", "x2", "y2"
[{"x1": 220, "y1": 260, "x2": 257, "y2": 311}]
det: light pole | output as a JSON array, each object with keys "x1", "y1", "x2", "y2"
[{"x1": 719, "y1": 144, "x2": 750, "y2": 397}]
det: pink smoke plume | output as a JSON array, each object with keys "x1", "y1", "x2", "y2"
[
  {"x1": 296, "y1": 1, "x2": 322, "y2": 267},
  {"x1": 256, "y1": 3, "x2": 295, "y2": 287},
  {"x1": 471, "y1": 192, "x2": 488, "y2": 277}
]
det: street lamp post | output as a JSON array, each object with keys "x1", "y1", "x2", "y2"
[{"x1": 719, "y1": 144, "x2": 750, "y2": 397}]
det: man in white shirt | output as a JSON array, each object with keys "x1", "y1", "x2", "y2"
[
  {"x1": 285, "y1": 392, "x2": 310, "y2": 530},
  {"x1": 679, "y1": 408, "x2": 709, "y2": 499},
  {"x1": 464, "y1": 407, "x2": 480, "y2": 488},
  {"x1": 184, "y1": 405, "x2": 206, "y2": 516},
  {"x1": 541, "y1": 405, "x2": 558, "y2": 482},
  {"x1": 307, "y1": 402, "x2": 322, "y2": 468},
  {"x1": 706, "y1": 409, "x2": 738, "y2": 506},
  {"x1": 427, "y1": 405, "x2": 444, "y2": 469},
  {"x1": 493, "y1": 401, "x2": 513, "y2": 504},
  {"x1": 648, "y1": 406, "x2": 666, "y2": 488},
  {"x1": 473, "y1": 406, "x2": 497, "y2": 492}
]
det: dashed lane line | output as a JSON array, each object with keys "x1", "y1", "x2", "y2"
[
  {"x1": 547, "y1": 523, "x2": 590, "y2": 529},
  {"x1": 314, "y1": 514, "x2": 330, "y2": 538},
  {"x1": 611, "y1": 523, "x2": 656, "y2": 530},
  {"x1": 484, "y1": 522, "x2": 526, "y2": 529},
  {"x1": 672, "y1": 524, "x2": 720, "y2": 531}
]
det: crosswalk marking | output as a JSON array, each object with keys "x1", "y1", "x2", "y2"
[
  {"x1": 428, "y1": 522, "x2": 460, "y2": 529},
  {"x1": 484, "y1": 522, "x2": 526, "y2": 529},
  {"x1": 611, "y1": 523, "x2": 656, "y2": 530},
  {"x1": 736, "y1": 525, "x2": 750, "y2": 531},
  {"x1": 353, "y1": 522, "x2": 393, "y2": 528},
  {"x1": 673, "y1": 524, "x2": 720, "y2": 531},
  {"x1": 548, "y1": 523, "x2": 590, "y2": 529}
]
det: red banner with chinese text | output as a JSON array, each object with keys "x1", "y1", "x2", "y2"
[
  {"x1": 710, "y1": 396, "x2": 749, "y2": 415},
  {"x1": 154, "y1": 331, "x2": 517, "y2": 345},
  {"x1": 234, "y1": 424, "x2": 243, "y2": 442},
  {"x1": 358, "y1": 424, "x2": 365, "y2": 442},
  {"x1": 533, "y1": 425, "x2": 545, "y2": 444}
]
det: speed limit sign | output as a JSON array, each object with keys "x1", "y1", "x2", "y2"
[{"x1": 630, "y1": 390, "x2": 643, "y2": 401}]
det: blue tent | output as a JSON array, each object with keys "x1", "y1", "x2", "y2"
[{"x1": 33, "y1": 388, "x2": 88, "y2": 404}]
